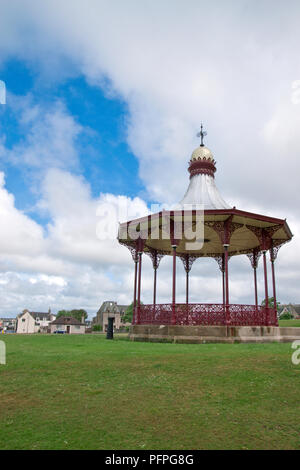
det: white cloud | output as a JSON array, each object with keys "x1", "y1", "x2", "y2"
[{"x1": 0, "y1": 96, "x2": 82, "y2": 172}]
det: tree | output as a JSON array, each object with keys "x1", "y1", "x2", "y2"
[
  {"x1": 123, "y1": 303, "x2": 134, "y2": 324},
  {"x1": 261, "y1": 297, "x2": 280, "y2": 310},
  {"x1": 70, "y1": 309, "x2": 88, "y2": 323},
  {"x1": 123, "y1": 302, "x2": 143, "y2": 324},
  {"x1": 56, "y1": 310, "x2": 69, "y2": 319},
  {"x1": 56, "y1": 309, "x2": 88, "y2": 323}
]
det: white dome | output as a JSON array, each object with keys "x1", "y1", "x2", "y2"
[{"x1": 191, "y1": 145, "x2": 214, "y2": 162}]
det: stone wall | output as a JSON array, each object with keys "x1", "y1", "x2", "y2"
[{"x1": 129, "y1": 324, "x2": 300, "y2": 344}]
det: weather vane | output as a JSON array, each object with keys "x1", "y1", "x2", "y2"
[{"x1": 196, "y1": 124, "x2": 207, "y2": 147}]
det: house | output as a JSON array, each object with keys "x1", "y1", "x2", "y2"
[
  {"x1": 50, "y1": 316, "x2": 86, "y2": 334},
  {"x1": 278, "y1": 304, "x2": 300, "y2": 319},
  {"x1": 93, "y1": 301, "x2": 129, "y2": 332},
  {"x1": 16, "y1": 309, "x2": 56, "y2": 334},
  {"x1": 0, "y1": 317, "x2": 17, "y2": 332}
]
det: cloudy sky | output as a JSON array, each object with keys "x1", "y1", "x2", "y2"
[{"x1": 0, "y1": 0, "x2": 299, "y2": 318}]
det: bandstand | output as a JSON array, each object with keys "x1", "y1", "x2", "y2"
[{"x1": 118, "y1": 127, "x2": 294, "y2": 343}]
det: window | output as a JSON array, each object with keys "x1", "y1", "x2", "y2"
[{"x1": 22, "y1": 319, "x2": 25, "y2": 322}]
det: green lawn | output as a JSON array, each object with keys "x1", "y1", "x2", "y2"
[
  {"x1": 0, "y1": 334, "x2": 299, "y2": 450},
  {"x1": 279, "y1": 319, "x2": 300, "y2": 327}
]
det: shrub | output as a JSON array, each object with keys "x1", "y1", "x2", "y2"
[
  {"x1": 279, "y1": 312, "x2": 293, "y2": 320},
  {"x1": 92, "y1": 324, "x2": 102, "y2": 332}
]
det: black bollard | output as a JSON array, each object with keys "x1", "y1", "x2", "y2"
[{"x1": 106, "y1": 317, "x2": 114, "y2": 340}]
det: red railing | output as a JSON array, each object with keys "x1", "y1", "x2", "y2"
[{"x1": 134, "y1": 303, "x2": 277, "y2": 327}]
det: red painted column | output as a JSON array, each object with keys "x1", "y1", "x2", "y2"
[
  {"x1": 263, "y1": 250, "x2": 269, "y2": 325},
  {"x1": 222, "y1": 254, "x2": 225, "y2": 307},
  {"x1": 224, "y1": 244, "x2": 230, "y2": 324},
  {"x1": 133, "y1": 257, "x2": 138, "y2": 324},
  {"x1": 186, "y1": 270, "x2": 189, "y2": 305},
  {"x1": 172, "y1": 245, "x2": 177, "y2": 325},
  {"x1": 153, "y1": 267, "x2": 157, "y2": 306},
  {"x1": 270, "y1": 250, "x2": 277, "y2": 325},
  {"x1": 254, "y1": 266, "x2": 258, "y2": 308},
  {"x1": 137, "y1": 251, "x2": 143, "y2": 324}
]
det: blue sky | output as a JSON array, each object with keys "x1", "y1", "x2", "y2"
[
  {"x1": 0, "y1": 0, "x2": 300, "y2": 317},
  {"x1": 0, "y1": 58, "x2": 144, "y2": 224}
]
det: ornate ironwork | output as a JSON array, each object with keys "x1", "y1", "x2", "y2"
[
  {"x1": 205, "y1": 220, "x2": 243, "y2": 245},
  {"x1": 246, "y1": 248, "x2": 262, "y2": 269},
  {"x1": 118, "y1": 239, "x2": 138, "y2": 262},
  {"x1": 138, "y1": 303, "x2": 277, "y2": 327},
  {"x1": 145, "y1": 248, "x2": 165, "y2": 270},
  {"x1": 179, "y1": 254, "x2": 198, "y2": 273},
  {"x1": 264, "y1": 224, "x2": 284, "y2": 239},
  {"x1": 212, "y1": 254, "x2": 232, "y2": 272},
  {"x1": 188, "y1": 159, "x2": 216, "y2": 178},
  {"x1": 245, "y1": 225, "x2": 283, "y2": 251},
  {"x1": 270, "y1": 239, "x2": 288, "y2": 262}
]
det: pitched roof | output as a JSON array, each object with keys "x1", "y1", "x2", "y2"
[
  {"x1": 30, "y1": 312, "x2": 54, "y2": 320},
  {"x1": 97, "y1": 301, "x2": 129, "y2": 315},
  {"x1": 51, "y1": 316, "x2": 84, "y2": 325},
  {"x1": 18, "y1": 311, "x2": 54, "y2": 321}
]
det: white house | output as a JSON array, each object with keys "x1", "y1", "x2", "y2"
[{"x1": 16, "y1": 310, "x2": 56, "y2": 334}]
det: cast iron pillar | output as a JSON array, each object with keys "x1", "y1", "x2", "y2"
[
  {"x1": 262, "y1": 250, "x2": 269, "y2": 325},
  {"x1": 270, "y1": 246, "x2": 277, "y2": 319},
  {"x1": 186, "y1": 269, "x2": 189, "y2": 305},
  {"x1": 223, "y1": 244, "x2": 230, "y2": 324},
  {"x1": 153, "y1": 266, "x2": 157, "y2": 306},
  {"x1": 254, "y1": 265, "x2": 258, "y2": 308},
  {"x1": 222, "y1": 253, "x2": 225, "y2": 307},
  {"x1": 172, "y1": 245, "x2": 177, "y2": 325},
  {"x1": 133, "y1": 256, "x2": 138, "y2": 324},
  {"x1": 137, "y1": 251, "x2": 143, "y2": 324}
]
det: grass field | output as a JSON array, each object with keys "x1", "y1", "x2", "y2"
[
  {"x1": 0, "y1": 334, "x2": 299, "y2": 450},
  {"x1": 278, "y1": 319, "x2": 300, "y2": 327}
]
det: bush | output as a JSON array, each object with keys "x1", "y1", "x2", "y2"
[
  {"x1": 279, "y1": 312, "x2": 293, "y2": 320},
  {"x1": 92, "y1": 324, "x2": 102, "y2": 332}
]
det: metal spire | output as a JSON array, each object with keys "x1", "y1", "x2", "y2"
[{"x1": 196, "y1": 124, "x2": 207, "y2": 147}]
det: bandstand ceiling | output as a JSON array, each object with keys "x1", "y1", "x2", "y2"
[{"x1": 118, "y1": 208, "x2": 293, "y2": 258}]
